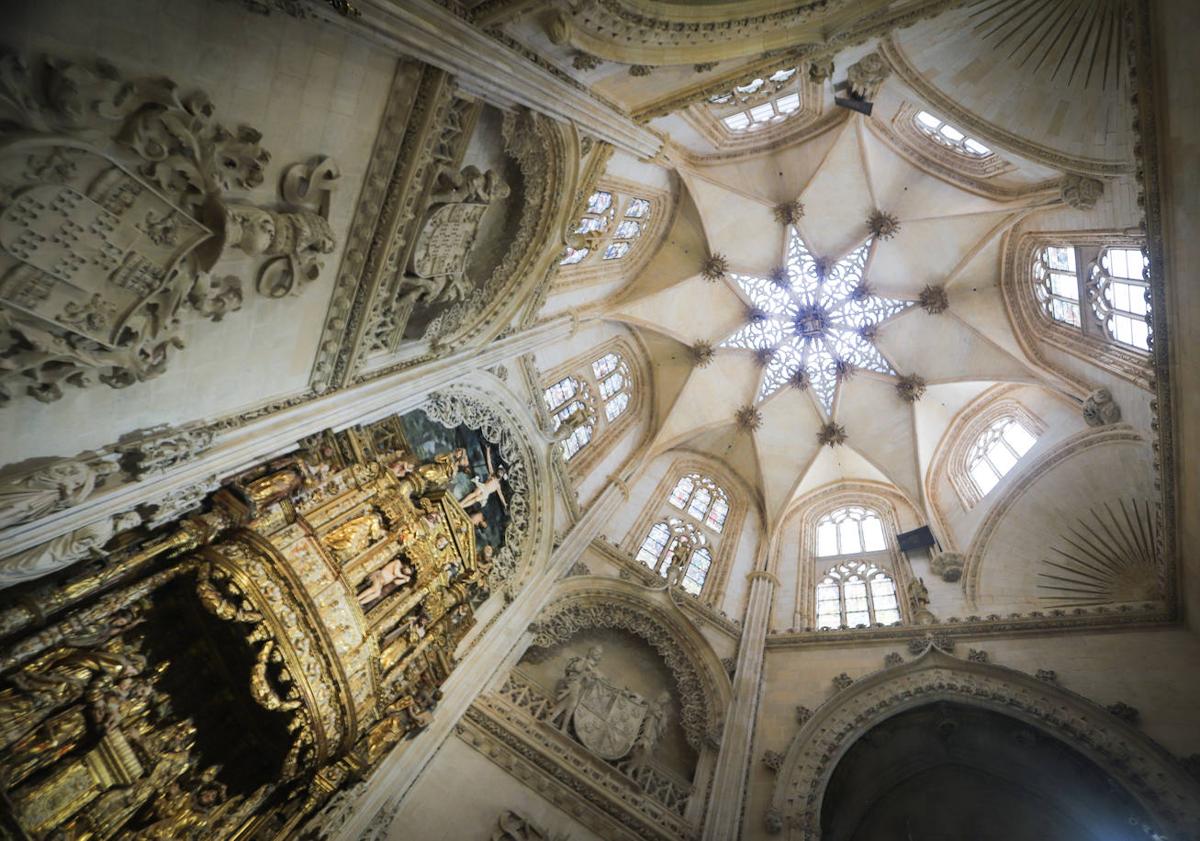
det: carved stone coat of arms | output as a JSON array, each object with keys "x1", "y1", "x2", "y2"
[
  {"x1": 572, "y1": 676, "x2": 648, "y2": 760},
  {"x1": 0, "y1": 144, "x2": 212, "y2": 361}
]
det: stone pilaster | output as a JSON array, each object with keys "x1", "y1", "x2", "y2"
[{"x1": 702, "y1": 566, "x2": 777, "y2": 840}]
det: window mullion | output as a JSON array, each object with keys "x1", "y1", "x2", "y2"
[{"x1": 1076, "y1": 245, "x2": 1105, "y2": 338}]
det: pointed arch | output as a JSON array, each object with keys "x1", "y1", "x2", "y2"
[{"x1": 766, "y1": 646, "x2": 1200, "y2": 839}]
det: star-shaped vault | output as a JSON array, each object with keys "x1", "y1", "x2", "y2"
[{"x1": 720, "y1": 228, "x2": 911, "y2": 413}]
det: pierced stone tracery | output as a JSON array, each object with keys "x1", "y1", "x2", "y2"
[{"x1": 719, "y1": 227, "x2": 912, "y2": 413}]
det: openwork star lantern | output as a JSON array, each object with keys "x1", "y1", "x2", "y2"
[{"x1": 719, "y1": 227, "x2": 914, "y2": 414}]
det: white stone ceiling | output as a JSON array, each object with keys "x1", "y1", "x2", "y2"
[{"x1": 612, "y1": 117, "x2": 1061, "y2": 524}]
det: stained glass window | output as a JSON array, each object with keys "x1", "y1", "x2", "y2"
[
  {"x1": 561, "y1": 190, "x2": 652, "y2": 267},
  {"x1": 1091, "y1": 247, "x2": 1150, "y2": 350},
  {"x1": 816, "y1": 562, "x2": 901, "y2": 629},
  {"x1": 543, "y1": 376, "x2": 595, "y2": 461},
  {"x1": 667, "y1": 473, "x2": 730, "y2": 533},
  {"x1": 543, "y1": 349, "x2": 636, "y2": 464},
  {"x1": 1032, "y1": 241, "x2": 1150, "y2": 354},
  {"x1": 720, "y1": 91, "x2": 803, "y2": 133}
]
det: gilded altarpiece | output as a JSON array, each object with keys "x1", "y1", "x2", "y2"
[{"x1": 0, "y1": 416, "x2": 504, "y2": 839}]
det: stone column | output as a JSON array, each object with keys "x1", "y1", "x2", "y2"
[
  {"x1": 320, "y1": 0, "x2": 662, "y2": 158},
  {"x1": 334, "y1": 477, "x2": 635, "y2": 841},
  {"x1": 1, "y1": 315, "x2": 578, "y2": 568},
  {"x1": 702, "y1": 566, "x2": 778, "y2": 840}
]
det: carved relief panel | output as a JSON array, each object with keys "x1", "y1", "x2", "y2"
[{"x1": 0, "y1": 53, "x2": 339, "y2": 408}]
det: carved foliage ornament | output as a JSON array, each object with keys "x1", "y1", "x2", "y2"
[{"x1": 0, "y1": 53, "x2": 337, "y2": 406}]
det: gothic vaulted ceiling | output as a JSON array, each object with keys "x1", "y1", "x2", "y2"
[{"x1": 611, "y1": 115, "x2": 1070, "y2": 525}]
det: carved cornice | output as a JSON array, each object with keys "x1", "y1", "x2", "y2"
[
  {"x1": 764, "y1": 602, "x2": 1170, "y2": 648},
  {"x1": 457, "y1": 703, "x2": 685, "y2": 841},
  {"x1": 629, "y1": 0, "x2": 963, "y2": 123},
  {"x1": 878, "y1": 35, "x2": 1133, "y2": 177},
  {"x1": 766, "y1": 647, "x2": 1200, "y2": 839}
]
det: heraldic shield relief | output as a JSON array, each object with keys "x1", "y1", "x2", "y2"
[
  {"x1": 573, "y1": 677, "x2": 649, "y2": 760},
  {"x1": 0, "y1": 140, "x2": 214, "y2": 396}
]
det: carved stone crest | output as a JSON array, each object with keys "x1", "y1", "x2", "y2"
[
  {"x1": 401, "y1": 165, "x2": 510, "y2": 308},
  {"x1": 0, "y1": 52, "x2": 338, "y2": 406},
  {"x1": 572, "y1": 676, "x2": 648, "y2": 760}
]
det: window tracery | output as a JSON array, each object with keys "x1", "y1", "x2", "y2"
[
  {"x1": 560, "y1": 188, "x2": 653, "y2": 267},
  {"x1": 965, "y1": 415, "x2": 1038, "y2": 498},
  {"x1": 540, "y1": 342, "x2": 639, "y2": 471},
  {"x1": 667, "y1": 473, "x2": 730, "y2": 533},
  {"x1": 792, "y1": 490, "x2": 916, "y2": 632},
  {"x1": 815, "y1": 505, "x2": 887, "y2": 557},
  {"x1": 913, "y1": 109, "x2": 992, "y2": 158},
  {"x1": 815, "y1": 561, "x2": 901, "y2": 629},
  {"x1": 635, "y1": 517, "x2": 713, "y2": 595},
  {"x1": 624, "y1": 463, "x2": 742, "y2": 604},
  {"x1": 1033, "y1": 243, "x2": 1150, "y2": 352}
]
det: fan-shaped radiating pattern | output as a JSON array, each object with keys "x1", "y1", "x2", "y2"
[
  {"x1": 721, "y1": 229, "x2": 913, "y2": 413},
  {"x1": 969, "y1": 0, "x2": 1126, "y2": 92}
]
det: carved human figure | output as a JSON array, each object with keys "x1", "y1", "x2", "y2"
[
  {"x1": 908, "y1": 576, "x2": 930, "y2": 609},
  {"x1": 629, "y1": 690, "x2": 671, "y2": 768},
  {"x1": 429, "y1": 165, "x2": 510, "y2": 206},
  {"x1": 0, "y1": 510, "x2": 142, "y2": 586},
  {"x1": 356, "y1": 559, "x2": 414, "y2": 608},
  {"x1": 324, "y1": 509, "x2": 387, "y2": 561},
  {"x1": 459, "y1": 447, "x2": 507, "y2": 510},
  {"x1": 548, "y1": 645, "x2": 603, "y2": 731},
  {"x1": 0, "y1": 459, "x2": 118, "y2": 530}
]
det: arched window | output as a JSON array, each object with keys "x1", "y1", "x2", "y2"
[
  {"x1": 666, "y1": 472, "x2": 730, "y2": 533},
  {"x1": 542, "y1": 375, "x2": 594, "y2": 460},
  {"x1": 541, "y1": 345, "x2": 638, "y2": 467},
  {"x1": 966, "y1": 415, "x2": 1038, "y2": 498},
  {"x1": 634, "y1": 518, "x2": 712, "y2": 595},
  {"x1": 1091, "y1": 247, "x2": 1150, "y2": 350},
  {"x1": 1034, "y1": 243, "x2": 1150, "y2": 352},
  {"x1": 561, "y1": 189, "x2": 653, "y2": 267},
  {"x1": 815, "y1": 506, "x2": 887, "y2": 557},
  {"x1": 912, "y1": 109, "x2": 991, "y2": 158},
  {"x1": 815, "y1": 561, "x2": 901, "y2": 630}
]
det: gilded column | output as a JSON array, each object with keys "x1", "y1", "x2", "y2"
[
  {"x1": 702, "y1": 562, "x2": 778, "y2": 840},
  {"x1": 332, "y1": 475, "x2": 636, "y2": 841}
]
